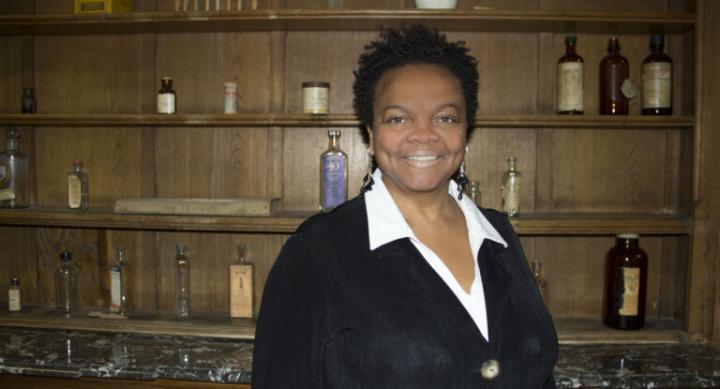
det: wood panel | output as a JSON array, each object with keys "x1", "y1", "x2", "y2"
[
  {"x1": 0, "y1": 37, "x2": 22, "y2": 113},
  {"x1": 0, "y1": 227, "x2": 39, "y2": 307}
]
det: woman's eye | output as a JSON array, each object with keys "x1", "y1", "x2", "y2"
[
  {"x1": 436, "y1": 115, "x2": 458, "y2": 124},
  {"x1": 386, "y1": 116, "x2": 407, "y2": 124}
]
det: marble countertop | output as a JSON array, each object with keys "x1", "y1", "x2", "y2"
[{"x1": 1, "y1": 327, "x2": 720, "y2": 387}]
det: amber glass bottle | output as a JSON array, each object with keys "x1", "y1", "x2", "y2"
[
  {"x1": 603, "y1": 234, "x2": 648, "y2": 329},
  {"x1": 557, "y1": 35, "x2": 584, "y2": 114},
  {"x1": 642, "y1": 34, "x2": 673, "y2": 115},
  {"x1": 599, "y1": 38, "x2": 629, "y2": 115}
]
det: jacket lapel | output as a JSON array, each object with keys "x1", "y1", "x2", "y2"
[{"x1": 478, "y1": 241, "x2": 514, "y2": 345}]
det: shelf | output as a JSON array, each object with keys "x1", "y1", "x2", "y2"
[
  {"x1": 0, "y1": 207, "x2": 691, "y2": 235},
  {"x1": 0, "y1": 309, "x2": 686, "y2": 344},
  {"x1": 0, "y1": 113, "x2": 694, "y2": 129},
  {"x1": 0, "y1": 10, "x2": 694, "y2": 35}
]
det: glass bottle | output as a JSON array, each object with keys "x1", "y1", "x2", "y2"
[
  {"x1": 557, "y1": 35, "x2": 584, "y2": 114},
  {"x1": 55, "y1": 251, "x2": 78, "y2": 313},
  {"x1": 0, "y1": 128, "x2": 29, "y2": 208},
  {"x1": 157, "y1": 76, "x2": 176, "y2": 114},
  {"x1": 8, "y1": 275, "x2": 21, "y2": 312},
  {"x1": 229, "y1": 243, "x2": 254, "y2": 318},
  {"x1": 109, "y1": 248, "x2": 127, "y2": 314},
  {"x1": 599, "y1": 38, "x2": 630, "y2": 115},
  {"x1": 21, "y1": 87, "x2": 37, "y2": 114},
  {"x1": 319, "y1": 129, "x2": 348, "y2": 212},
  {"x1": 603, "y1": 234, "x2": 648, "y2": 330},
  {"x1": 175, "y1": 244, "x2": 190, "y2": 319},
  {"x1": 642, "y1": 34, "x2": 673, "y2": 115},
  {"x1": 68, "y1": 160, "x2": 89, "y2": 210},
  {"x1": 468, "y1": 180, "x2": 481, "y2": 207},
  {"x1": 501, "y1": 156, "x2": 520, "y2": 217},
  {"x1": 531, "y1": 260, "x2": 547, "y2": 302}
]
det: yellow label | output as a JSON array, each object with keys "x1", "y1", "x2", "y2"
[
  {"x1": 229, "y1": 264, "x2": 253, "y2": 318},
  {"x1": 8, "y1": 289, "x2": 21, "y2": 312},
  {"x1": 303, "y1": 87, "x2": 329, "y2": 114},
  {"x1": 68, "y1": 175, "x2": 82, "y2": 208},
  {"x1": 642, "y1": 62, "x2": 672, "y2": 108},
  {"x1": 619, "y1": 267, "x2": 640, "y2": 316}
]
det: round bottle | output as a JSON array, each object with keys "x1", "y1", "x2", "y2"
[
  {"x1": 55, "y1": 251, "x2": 78, "y2": 313},
  {"x1": 603, "y1": 234, "x2": 648, "y2": 329},
  {"x1": 599, "y1": 38, "x2": 630, "y2": 115}
]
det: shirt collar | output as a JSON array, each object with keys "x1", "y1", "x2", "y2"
[{"x1": 365, "y1": 169, "x2": 508, "y2": 252}]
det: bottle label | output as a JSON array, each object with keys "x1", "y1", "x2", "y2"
[
  {"x1": 68, "y1": 175, "x2": 81, "y2": 208},
  {"x1": 0, "y1": 164, "x2": 8, "y2": 187},
  {"x1": 157, "y1": 93, "x2": 176, "y2": 114},
  {"x1": 618, "y1": 267, "x2": 640, "y2": 316},
  {"x1": 557, "y1": 62, "x2": 584, "y2": 112},
  {"x1": 642, "y1": 62, "x2": 672, "y2": 108},
  {"x1": 303, "y1": 87, "x2": 329, "y2": 114},
  {"x1": 321, "y1": 154, "x2": 346, "y2": 210},
  {"x1": 110, "y1": 268, "x2": 122, "y2": 311},
  {"x1": 8, "y1": 289, "x2": 20, "y2": 312},
  {"x1": 229, "y1": 264, "x2": 253, "y2": 318}
]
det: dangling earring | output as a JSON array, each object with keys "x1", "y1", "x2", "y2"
[
  {"x1": 360, "y1": 154, "x2": 375, "y2": 195},
  {"x1": 456, "y1": 161, "x2": 469, "y2": 200}
]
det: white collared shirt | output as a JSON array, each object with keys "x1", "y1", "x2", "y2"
[{"x1": 365, "y1": 168, "x2": 507, "y2": 341}]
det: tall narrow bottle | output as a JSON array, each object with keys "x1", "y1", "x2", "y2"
[
  {"x1": 319, "y1": 129, "x2": 348, "y2": 211},
  {"x1": 229, "y1": 243, "x2": 254, "y2": 318},
  {"x1": 501, "y1": 156, "x2": 520, "y2": 217},
  {"x1": 175, "y1": 244, "x2": 190, "y2": 319},
  {"x1": 557, "y1": 35, "x2": 584, "y2": 114},
  {"x1": 603, "y1": 234, "x2": 648, "y2": 329},
  {"x1": 109, "y1": 248, "x2": 127, "y2": 314},
  {"x1": 0, "y1": 128, "x2": 29, "y2": 208},
  {"x1": 642, "y1": 34, "x2": 673, "y2": 115},
  {"x1": 55, "y1": 251, "x2": 78, "y2": 313},
  {"x1": 68, "y1": 160, "x2": 89, "y2": 210},
  {"x1": 599, "y1": 38, "x2": 630, "y2": 115}
]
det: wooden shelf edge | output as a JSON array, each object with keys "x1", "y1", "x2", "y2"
[
  {"x1": 0, "y1": 208, "x2": 690, "y2": 235},
  {"x1": 0, "y1": 113, "x2": 694, "y2": 129},
  {"x1": 555, "y1": 318, "x2": 687, "y2": 345},
  {"x1": 0, "y1": 10, "x2": 694, "y2": 35}
]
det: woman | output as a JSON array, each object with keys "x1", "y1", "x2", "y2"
[{"x1": 252, "y1": 25, "x2": 558, "y2": 388}]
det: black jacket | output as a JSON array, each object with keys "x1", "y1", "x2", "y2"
[{"x1": 252, "y1": 196, "x2": 558, "y2": 388}]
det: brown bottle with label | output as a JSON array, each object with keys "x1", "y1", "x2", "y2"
[
  {"x1": 642, "y1": 34, "x2": 673, "y2": 115},
  {"x1": 603, "y1": 234, "x2": 648, "y2": 329},
  {"x1": 599, "y1": 38, "x2": 630, "y2": 115}
]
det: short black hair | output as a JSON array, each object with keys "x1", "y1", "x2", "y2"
[{"x1": 353, "y1": 25, "x2": 479, "y2": 144}]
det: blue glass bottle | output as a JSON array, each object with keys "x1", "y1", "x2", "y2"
[{"x1": 319, "y1": 129, "x2": 347, "y2": 211}]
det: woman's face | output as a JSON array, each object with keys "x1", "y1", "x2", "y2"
[{"x1": 369, "y1": 64, "x2": 467, "y2": 197}]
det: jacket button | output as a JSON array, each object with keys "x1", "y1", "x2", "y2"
[{"x1": 480, "y1": 359, "x2": 500, "y2": 380}]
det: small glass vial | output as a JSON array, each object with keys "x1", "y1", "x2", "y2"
[
  {"x1": 109, "y1": 248, "x2": 127, "y2": 314},
  {"x1": 8, "y1": 276, "x2": 21, "y2": 312},
  {"x1": 319, "y1": 129, "x2": 348, "y2": 211},
  {"x1": 557, "y1": 35, "x2": 584, "y2": 114},
  {"x1": 175, "y1": 244, "x2": 190, "y2": 319},
  {"x1": 21, "y1": 87, "x2": 37, "y2": 114},
  {"x1": 642, "y1": 34, "x2": 673, "y2": 115},
  {"x1": 468, "y1": 180, "x2": 481, "y2": 207},
  {"x1": 0, "y1": 128, "x2": 29, "y2": 208},
  {"x1": 68, "y1": 160, "x2": 89, "y2": 210},
  {"x1": 229, "y1": 243, "x2": 254, "y2": 318},
  {"x1": 531, "y1": 260, "x2": 547, "y2": 302},
  {"x1": 302, "y1": 82, "x2": 330, "y2": 114},
  {"x1": 157, "y1": 76, "x2": 177, "y2": 114},
  {"x1": 55, "y1": 251, "x2": 78, "y2": 313},
  {"x1": 224, "y1": 82, "x2": 238, "y2": 114},
  {"x1": 501, "y1": 156, "x2": 520, "y2": 217}
]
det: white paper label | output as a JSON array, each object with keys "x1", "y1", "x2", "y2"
[
  {"x1": 157, "y1": 93, "x2": 176, "y2": 114},
  {"x1": 303, "y1": 87, "x2": 329, "y2": 114},
  {"x1": 557, "y1": 62, "x2": 584, "y2": 112},
  {"x1": 68, "y1": 175, "x2": 81, "y2": 208},
  {"x1": 110, "y1": 269, "x2": 122, "y2": 310},
  {"x1": 8, "y1": 289, "x2": 20, "y2": 312},
  {"x1": 619, "y1": 267, "x2": 640, "y2": 316},
  {"x1": 642, "y1": 62, "x2": 672, "y2": 109}
]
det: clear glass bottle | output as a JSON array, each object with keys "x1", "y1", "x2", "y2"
[
  {"x1": 229, "y1": 243, "x2": 254, "y2": 318},
  {"x1": 501, "y1": 156, "x2": 520, "y2": 217},
  {"x1": 0, "y1": 128, "x2": 29, "y2": 208},
  {"x1": 319, "y1": 129, "x2": 348, "y2": 211},
  {"x1": 175, "y1": 244, "x2": 190, "y2": 319},
  {"x1": 468, "y1": 180, "x2": 481, "y2": 207},
  {"x1": 68, "y1": 160, "x2": 89, "y2": 210},
  {"x1": 8, "y1": 275, "x2": 21, "y2": 312},
  {"x1": 557, "y1": 35, "x2": 584, "y2": 114},
  {"x1": 642, "y1": 34, "x2": 673, "y2": 115},
  {"x1": 21, "y1": 87, "x2": 37, "y2": 114},
  {"x1": 157, "y1": 76, "x2": 177, "y2": 114},
  {"x1": 599, "y1": 37, "x2": 630, "y2": 115},
  {"x1": 603, "y1": 234, "x2": 648, "y2": 330},
  {"x1": 55, "y1": 251, "x2": 78, "y2": 313},
  {"x1": 531, "y1": 260, "x2": 547, "y2": 302},
  {"x1": 109, "y1": 248, "x2": 127, "y2": 314}
]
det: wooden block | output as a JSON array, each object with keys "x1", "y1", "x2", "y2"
[{"x1": 113, "y1": 198, "x2": 281, "y2": 216}]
